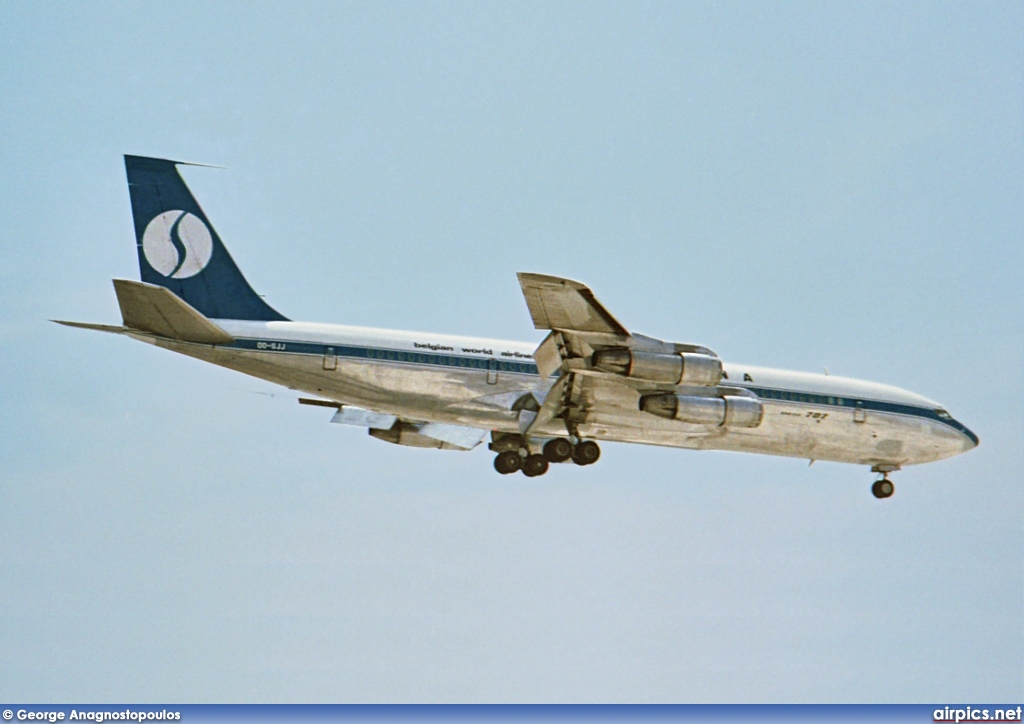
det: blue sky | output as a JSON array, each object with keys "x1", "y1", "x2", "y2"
[{"x1": 1, "y1": 1, "x2": 1021, "y2": 703}]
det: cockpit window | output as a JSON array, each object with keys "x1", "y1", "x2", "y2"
[{"x1": 935, "y1": 408, "x2": 952, "y2": 420}]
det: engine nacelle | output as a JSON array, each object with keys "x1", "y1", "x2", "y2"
[
  {"x1": 592, "y1": 348, "x2": 722, "y2": 387},
  {"x1": 639, "y1": 393, "x2": 763, "y2": 428}
]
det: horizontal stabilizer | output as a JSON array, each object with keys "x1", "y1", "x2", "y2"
[
  {"x1": 113, "y1": 279, "x2": 234, "y2": 344},
  {"x1": 51, "y1": 320, "x2": 129, "y2": 335}
]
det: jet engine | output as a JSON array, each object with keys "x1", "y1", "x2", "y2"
[
  {"x1": 639, "y1": 393, "x2": 763, "y2": 428},
  {"x1": 592, "y1": 348, "x2": 722, "y2": 387}
]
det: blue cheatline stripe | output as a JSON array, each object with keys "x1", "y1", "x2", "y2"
[
  {"x1": 742, "y1": 386, "x2": 978, "y2": 444},
  {"x1": 217, "y1": 337, "x2": 977, "y2": 443},
  {"x1": 225, "y1": 337, "x2": 541, "y2": 376}
]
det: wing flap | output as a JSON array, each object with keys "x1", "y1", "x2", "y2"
[
  {"x1": 522, "y1": 374, "x2": 571, "y2": 436},
  {"x1": 417, "y1": 423, "x2": 488, "y2": 450},
  {"x1": 331, "y1": 407, "x2": 398, "y2": 429},
  {"x1": 533, "y1": 331, "x2": 564, "y2": 379}
]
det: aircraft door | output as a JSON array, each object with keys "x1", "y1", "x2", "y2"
[
  {"x1": 487, "y1": 358, "x2": 498, "y2": 384},
  {"x1": 323, "y1": 346, "x2": 338, "y2": 371},
  {"x1": 854, "y1": 400, "x2": 866, "y2": 423}
]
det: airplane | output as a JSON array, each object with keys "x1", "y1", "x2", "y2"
[{"x1": 55, "y1": 155, "x2": 979, "y2": 499}]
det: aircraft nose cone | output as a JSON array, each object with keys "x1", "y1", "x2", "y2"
[{"x1": 962, "y1": 427, "x2": 980, "y2": 452}]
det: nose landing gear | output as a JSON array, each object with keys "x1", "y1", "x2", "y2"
[
  {"x1": 870, "y1": 464, "x2": 899, "y2": 499},
  {"x1": 871, "y1": 477, "x2": 895, "y2": 499}
]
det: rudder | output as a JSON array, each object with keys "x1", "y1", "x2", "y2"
[{"x1": 124, "y1": 155, "x2": 288, "y2": 321}]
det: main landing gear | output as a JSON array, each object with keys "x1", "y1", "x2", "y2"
[
  {"x1": 870, "y1": 464, "x2": 899, "y2": 499},
  {"x1": 491, "y1": 437, "x2": 601, "y2": 477}
]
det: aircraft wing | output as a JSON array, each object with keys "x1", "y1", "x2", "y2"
[
  {"x1": 517, "y1": 273, "x2": 629, "y2": 336},
  {"x1": 299, "y1": 398, "x2": 487, "y2": 451},
  {"x1": 517, "y1": 272, "x2": 716, "y2": 374},
  {"x1": 517, "y1": 273, "x2": 725, "y2": 439}
]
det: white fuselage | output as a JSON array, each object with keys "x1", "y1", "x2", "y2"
[{"x1": 133, "y1": 319, "x2": 977, "y2": 469}]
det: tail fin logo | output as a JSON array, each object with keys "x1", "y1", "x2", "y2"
[{"x1": 141, "y1": 210, "x2": 214, "y2": 279}]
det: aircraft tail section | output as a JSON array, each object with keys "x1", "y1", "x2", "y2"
[{"x1": 124, "y1": 155, "x2": 288, "y2": 321}]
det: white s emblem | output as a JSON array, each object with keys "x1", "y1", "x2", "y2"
[{"x1": 141, "y1": 210, "x2": 214, "y2": 279}]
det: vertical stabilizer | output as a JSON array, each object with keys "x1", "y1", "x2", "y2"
[{"x1": 124, "y1": 155, "x2": 288, "y2": 321}]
